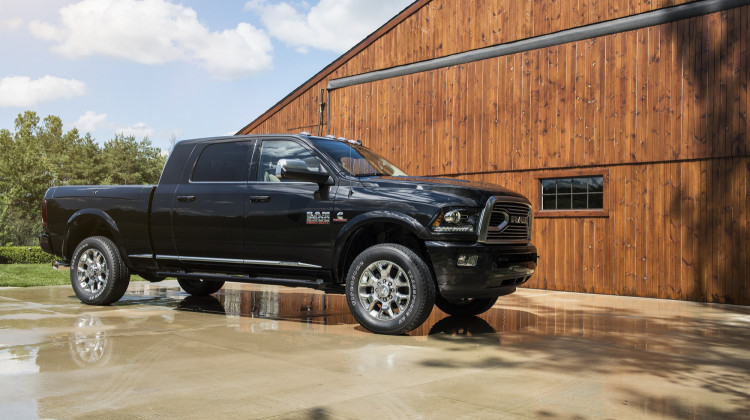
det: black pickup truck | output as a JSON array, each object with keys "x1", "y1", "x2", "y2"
[{"x1": 40, "y1": 133, "x2": 537, "y2": 334}]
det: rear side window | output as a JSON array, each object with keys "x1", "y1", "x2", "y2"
[{"x1": 192, "y1": 142, "x2": 249, "y2": 182}]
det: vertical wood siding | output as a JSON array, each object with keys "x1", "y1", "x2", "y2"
[
  {"x1": 456, "y1": 159, "x2": 749, "y2": 304},
  {"x1": 242, "y1": 3, "x2": 749, "y2": 305},
  {"x1": 333, "y1": 0, "x2": 695, "y2": 79},
  {"x1": 325, "y1": 11, "x2": 748, "y2": 173}
]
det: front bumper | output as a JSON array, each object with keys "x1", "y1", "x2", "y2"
[{"x1": 425, "y1": 241, "x2": 537, "y2": 299}]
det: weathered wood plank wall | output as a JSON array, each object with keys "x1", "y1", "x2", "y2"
[{"x1": 242, "y1": 1, "x2": 750, "y2": 305}]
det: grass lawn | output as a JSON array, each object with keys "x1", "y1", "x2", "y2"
[
  {"x1": 0, "y1": 264, "x2": 147, "y2": 287},
  {"x1": 0, "y1": 264, "x2": 69, "y2": 287}
]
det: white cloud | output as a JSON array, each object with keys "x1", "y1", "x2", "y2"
[
  {"x1": 0, "y1": 17, "x2": 22, "y2": 32},
  {"x1": 246, "y1": 0, "x2": 412, "y2": 53},
  {"x1": 0, "y1": 75, "x2": 86, "y2": 107},
  {"x1": 117, "y1": 122, "x2": 154, "y2": 138},
  {"x1": 30, "y1": 0, "x2": 273, "y2": 79},
  {"x1": 73, "y1": 111, "x2": 107, "y2": 133},
  {"x1": 27, "y1": 20, "x2": 55, "y2": 39}
]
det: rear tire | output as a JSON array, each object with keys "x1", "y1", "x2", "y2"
[
  {"x1": 346, "y1": 244, "x2": 435, "y2": 335},
  {"x1": 435, "y1": 295, "x2": 498, "y2": 317},
  {"x1": 70, "y1": 236, "x2": 130, "y2": 305},
  {"x1": 178, "y1": 278, "x2": 225, "y2": 296}
]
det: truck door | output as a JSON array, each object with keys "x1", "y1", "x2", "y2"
[
  {"x1": 171, "y1": 140, "x2": 253, "y2": 265},
  {"x1": 244, "y1": 138, "x2": 335, "y2": 270}
]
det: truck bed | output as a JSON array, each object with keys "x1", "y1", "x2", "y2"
[{"x1": 44, "y1": 185, "x2": 156, "y2": 262}]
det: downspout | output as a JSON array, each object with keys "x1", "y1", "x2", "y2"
[
  {"x1": 326, "y1": 89, "x2": 331, "y2": 136},
  {"x1": 317, "y1": 88, "x2": 326, "y2": 136}
]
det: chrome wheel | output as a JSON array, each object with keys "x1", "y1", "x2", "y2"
[
  {"x1": 70, "y1": 315, "x2": 108, "y2": 365},
  {"x1": 357, "y1": 260, "x2": 411, "y2": 321},
  {"x1": 70, "y1": 236, "x2": 130, "y2": 305},
  {"x1": 76, "y1": 248, "x2": 108, "y2": 295}
]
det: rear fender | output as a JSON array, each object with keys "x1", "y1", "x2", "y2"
[{"x1": 63, "y1": 209, "x2": 131, "y2": 268}]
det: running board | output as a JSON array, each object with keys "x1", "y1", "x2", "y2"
[{"x1": 156, "y1": 271, "x2": 340, "y2": 291}]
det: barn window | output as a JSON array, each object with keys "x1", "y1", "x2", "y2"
[
  {"x1": 540, "y1": 176, "x2": 604, "y2": 210},
  {"x1": 534, "y1": 170, "x2": 609, "y2": 218}
]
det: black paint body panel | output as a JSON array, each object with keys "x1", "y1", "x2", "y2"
[
  {"x1": 426, "y1": 241, "x2": 537, "y2": 298},
  {"x1": 41, "y1": 134, "x2": 538, "y2": 298}
]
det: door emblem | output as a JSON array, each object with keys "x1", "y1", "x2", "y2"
[
  {"x1": 306, "y1": 211, "x2": 330, "y2": 224},
  {"x1": 333, "y1": 212, "x2": 348, "y2": 222}
]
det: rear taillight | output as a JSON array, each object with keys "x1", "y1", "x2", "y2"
[{"x1": 42, "y1": 199, "x2": 48, "y2": 227}]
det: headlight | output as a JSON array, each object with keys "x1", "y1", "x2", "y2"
[{"x1": 431, "y1": 208, "x2": 479, "y2": 233}]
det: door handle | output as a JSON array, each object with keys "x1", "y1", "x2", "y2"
[
  {"x1": 176, "y1": 195, "x2": 196, "y2": 202},
  {"x1": 249, "y1": 195, "x2": 271, "y2": 203}
]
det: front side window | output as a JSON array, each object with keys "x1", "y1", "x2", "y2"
[
  {"x1": 257, "y1": 140, "x2": 319, "y2": 182},
  {"x1": 192, "y1": 142, "x2": 249, "y2": 182},
  {"x1": 540, "y1": 176, "x2": 604, "y2": 210}
]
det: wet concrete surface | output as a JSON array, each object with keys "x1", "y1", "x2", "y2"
[{"x1": 1, "y1": 281, "x2": 748, "y2": 419}]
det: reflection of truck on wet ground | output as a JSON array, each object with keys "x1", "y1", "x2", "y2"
[{"x1": 40, "y1": 133, "x2": 537, "y2": 334}]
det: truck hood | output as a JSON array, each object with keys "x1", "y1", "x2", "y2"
[{"x1": 358, "y1": 176, "x2": 528, "y2": 207}]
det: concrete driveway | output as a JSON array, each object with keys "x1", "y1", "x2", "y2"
[{"x1": 1, "y1": 281, "x2": 748, "y2": 419}]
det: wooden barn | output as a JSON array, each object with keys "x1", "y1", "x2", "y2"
[{"x1": 238, "y1": 0, "x2": 750, "y2": 305}]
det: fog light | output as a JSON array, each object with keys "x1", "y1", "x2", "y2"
[{"x1": 457, "y1": 255, "x2": 479, "y2": 267}]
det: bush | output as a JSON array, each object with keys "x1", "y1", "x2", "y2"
[{"x1": 0, "y1": 246, "x2": 55, "y2": 264}]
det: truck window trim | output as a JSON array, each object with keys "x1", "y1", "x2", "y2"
[
  {"x1": 252, "y1": 138, "x2": 334, "y2": 184},
  {"x1": 189, "y1": 140, "x2": 253, "y2": 183}
]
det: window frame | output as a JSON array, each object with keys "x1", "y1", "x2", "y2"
[
  {"x1": 189, "y1": 140, "x2": 252, "y2": 183},
  {"x1": 253, "y1": 138, "x2": 331, "y2": 184},
  {"x1": 534, "y1": 169, "x2": 610, "y2": 218}
]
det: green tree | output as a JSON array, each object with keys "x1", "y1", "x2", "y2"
[
  {"x1": 100, "y1": 134, "x2": 165, "y2": 185},
  {"x1": 0, "y1": 111, "x2": 167, "y2": 246},
  {"x1": 38, "y1": 115, "x2": 105, "y2": 186},
  {"x1": 0, "y1": 112, "x2": 53, "y2": 245}
]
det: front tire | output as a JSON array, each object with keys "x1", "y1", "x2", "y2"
[
  {"x1": 70, "y1": 236, "x2": 130, "y2": 305},
  {"x1": 346, "y1": 244, "x2": 435, "y2": 335},
  {"x1": 434, "y1": 295, "x2": 498, "y2": 317},
  {"x1": 178, "y1": 278, "x2": 225, "y2": 296}
]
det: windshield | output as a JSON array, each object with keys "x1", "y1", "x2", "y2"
[{"x1": 311, "y1": 138, "x2": 408, "y2": 177}]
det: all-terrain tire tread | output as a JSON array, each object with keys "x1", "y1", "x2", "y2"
[
  {"x1": 71, "y1": 236, "x2": 130, "y2": 306},
  {"x1": 346, "y1": 243, "x2": 435, "y2": 335}
]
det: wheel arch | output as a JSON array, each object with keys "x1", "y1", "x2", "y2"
[
  {"x1": 63, "y1": 209, "x2": 131, "y2": 268},
  {"x1": 332, "y1": 211, "x2": 433, "y2": 283}
]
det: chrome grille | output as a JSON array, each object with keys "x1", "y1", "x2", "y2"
[{"x1": 479, "y1": 197, "x2": 532, "y2": 243}]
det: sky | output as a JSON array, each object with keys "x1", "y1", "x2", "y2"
[{"x1": 0, "y1": 0, "x2": 413, "y2": 151}]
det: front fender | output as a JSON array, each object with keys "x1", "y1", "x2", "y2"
[{"x1": 331, "y1": 210, "x2": 431, "y2": 281}]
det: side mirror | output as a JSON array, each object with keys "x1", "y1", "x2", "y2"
[{"x1": 275, "y1": 159, "x2": 331, "y2": 185}]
